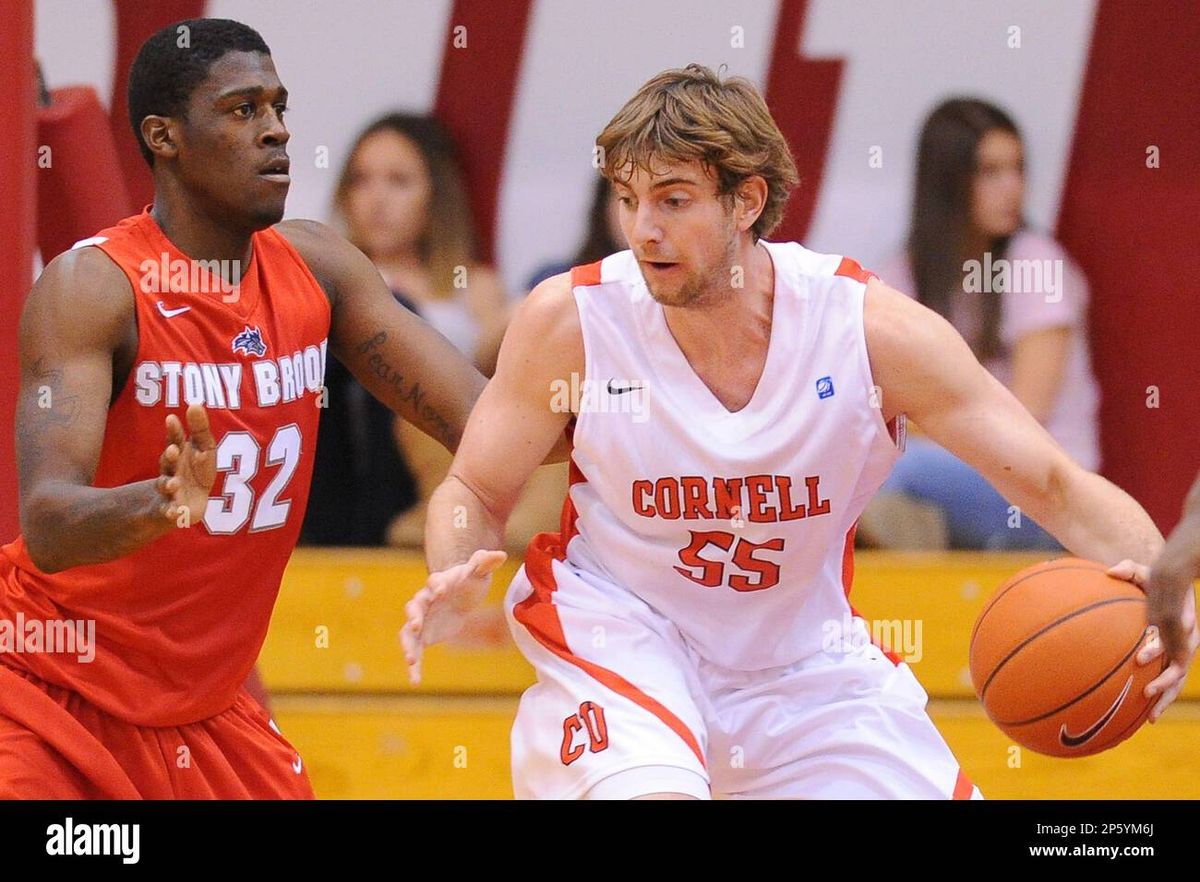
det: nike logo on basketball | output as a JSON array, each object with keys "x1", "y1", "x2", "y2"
[
  {"x1": 607, "y1": 379, "x2": 643, "y2": 395},
  {"x1": 1059, "y1": 675, "x2": 1133, "y2": 747},
  {"x1": 156, "y1": 301, "x2": 191, "y2": 318}
]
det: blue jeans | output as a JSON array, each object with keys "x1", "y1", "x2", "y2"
[{"x1": 878, "y1": 438, "x2": 1062, "y2": 551}]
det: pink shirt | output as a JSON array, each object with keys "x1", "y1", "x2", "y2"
[{"x1": 876, "y1": 229, "x2": 1100, "y2": 470}]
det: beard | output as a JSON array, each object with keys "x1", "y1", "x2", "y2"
[{"x1": 642, "y1": 232, "x2": 738, "y2": 309}]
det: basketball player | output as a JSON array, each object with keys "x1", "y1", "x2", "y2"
[
  {"x1": 0, "y1": 19, "x2": 488, "y2": 798},
  {"x1": 402, "y1": 65, "x2": 1194, "y2": 799}
]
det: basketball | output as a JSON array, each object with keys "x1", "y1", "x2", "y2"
[{"x1": 969, "y1": 557, "x2": 1165, "y2": 758}]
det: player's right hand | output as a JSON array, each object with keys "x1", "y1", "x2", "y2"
[
  {"x1": 400, "y1": 549, "x2": 508, "y2": 685},
  {"x1": 154, "y1": 404, "x2": 217, "y2": 527}
]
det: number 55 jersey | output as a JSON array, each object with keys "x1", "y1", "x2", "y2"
[{"x1": 526, "y1": 244, "x2": 905, "y2": 673}]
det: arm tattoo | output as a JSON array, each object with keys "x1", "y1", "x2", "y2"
[
  {"x1": 17, "y1": 358, "x2": 84, "y2": 483},
  {"x1": 356, "y1": 331, "x2": 457, "y2": 449},
  {"x1": 28, "y1": 357, "x2": 82, "y2": 428}
]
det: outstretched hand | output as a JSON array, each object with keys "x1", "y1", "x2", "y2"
[
  {"x1": 401, "y1": 549, "x2": 508, "y2": 685},
  {"x1": 154, "y1": 404, "x2": 217, "y2": 527}
]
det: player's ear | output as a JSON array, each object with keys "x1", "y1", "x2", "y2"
[
  {"x1": 733, "y1": 175, "x2": 768, "y2": 234},
  {"x1": 141, "y1": 115, "x2": 179, "y2": 162}
]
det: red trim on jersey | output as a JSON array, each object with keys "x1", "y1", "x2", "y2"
[
  {"x1": 952, "y1": 767, "x2": 976, "y2": 800},
  {"x1": 841, "y1": 522, "x2": 904, "y2": 667},
  {"x1": 834, "y1": 256, "x2": 877, "y2": 284},
  {"x1": 513, "y1": 456, "x2": 708, "y2": 772},
  {"x1": 571, "y1": 261, "x2": 604, "y2": 288}
]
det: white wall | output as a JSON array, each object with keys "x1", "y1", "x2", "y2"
[{"x1": 35, "y1": 0, "x2": 1095, "y2": 293}]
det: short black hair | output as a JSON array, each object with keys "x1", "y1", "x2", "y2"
[{"x1": 128, "y1": 18, "x2": 271, "y2": 167}]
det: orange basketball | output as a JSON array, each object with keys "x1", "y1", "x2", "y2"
[{"x1": 969, "y1": 557, "x2": 1165, "y2": 758}]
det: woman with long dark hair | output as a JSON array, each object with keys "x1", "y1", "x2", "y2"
[{"x1": 863, "y1": 98, "x2": 1100, "y2": 550}]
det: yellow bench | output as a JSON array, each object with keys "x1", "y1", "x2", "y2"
[
  {"x1": 260, "y1": 548, "x2": 1200, "y2": 799},
  {"x1": 259, "y1": 548, "x2": 1198, "y2": 699}
]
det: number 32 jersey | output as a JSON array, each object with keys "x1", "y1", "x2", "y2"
[
  {"x1": 0, "y1": 209, "x2": 330, "y2": 725},
  {"x1": 553, "y1": 243, "x2": 905, "y2": 671}
]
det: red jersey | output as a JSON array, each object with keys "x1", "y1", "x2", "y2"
[{"x1": 0, "y1": 209, "x2": 331, "y2": 726}]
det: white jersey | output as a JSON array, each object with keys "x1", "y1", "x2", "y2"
[{"x1": 555, "y1": 241, "x2": 904, "y2": 671}]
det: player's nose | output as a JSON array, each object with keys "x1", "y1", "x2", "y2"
[
  {"x1": 261, "y1": 112, "x2": 290, "y2": 147},
  {"x1": 630, "y1": 204, "x2": 662, "y2": 247}
]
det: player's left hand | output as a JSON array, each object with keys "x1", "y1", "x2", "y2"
[{"x1": 1107, "y1": 558, "x2": 1198, "y2": 722}]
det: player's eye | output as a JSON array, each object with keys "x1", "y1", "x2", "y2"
[
  {"x1": 233, "y1": 103, "x2": 254, "y2": 118},
  {"x1": 665, "y1": 197, "x2": 689, "y2": 208},
  {"x1": 617, "y1": 195, "x2": 635, "y2": 207}
]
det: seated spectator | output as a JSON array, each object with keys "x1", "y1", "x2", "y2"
[
  {"x1": 863, "y1": 97, "x2": 1100, "y2": 551},
  {"x1": 318, "y1": 113, "x2": 510, "y2": 548},
  {"x1": 336, "y1": 113, "x2": 507, "y2": 367}
]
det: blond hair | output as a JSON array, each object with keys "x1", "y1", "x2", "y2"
[{"x1": 596, "y1": 64, "x2": 799, "y2": 240}]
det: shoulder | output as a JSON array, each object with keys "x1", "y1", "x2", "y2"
[
  {"x1": 494, "y1": 271, "x2": 583, "y2": 380},
  {"x1": 272, "y1": 218, "x2": 345, "y2": 262},
  {"x1": 864, "y1": 276, "x2": 938, "y2": 336},
  {"x1": 28, "y1": 247, "x2": 133, "y2": 316},
  {"x1": 38, "y1": 243, "x2": 132, "y2": 292},
  {"x1": 272, "y1": 219, "x2": 366, "y2": 305},
  {"x1": 863, "y1": 276, "x2": 980, "y2": 420},
  {"x1": 23, "y1": 246, "x2": 134, "y2": 339},
  {"x1": 761, "y1": 240, "x2": 838, "y2": 276},
  {"x1": 863, "y1": 276, "x2": 961, "y2": 373},
  {"x1": 762, "y1": 240, "x2": 887, "y2": 291},
  {"x1": 515, "y1": 271, "x2": 579, "y2": 334},
  {"x1": 872, "y1": 249, "x2": 915, "y2": 296},
  {"x1": 526, "y1": 260, "x2": 572, "y2": 291}
]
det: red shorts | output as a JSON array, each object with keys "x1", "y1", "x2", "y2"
[{"x1": 0, "y1": 660, "x2": 314, "y2": 799}]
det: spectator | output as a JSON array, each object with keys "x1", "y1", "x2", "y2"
[
  {"x1": 335, "y1": 113, "x2": 507, "y2": 366},
  {"x1": 863, "y1": 97, "x2": 1100, "y2": 550},
  {"x1": 303, "y1": 113, "x2": 506, "y2": 545},
  {"x1": 325, "y1": 114, "x2": 508, "y2": 547}
]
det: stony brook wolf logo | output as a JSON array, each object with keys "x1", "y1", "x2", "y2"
[{"x1": 232, "y1": 325, "x2": 268, "y2": 358}]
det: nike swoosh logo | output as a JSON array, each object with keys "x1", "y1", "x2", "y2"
[
  {"x1": 606, "y1": 379, "x2": 643, "y2": 395},
  {"x1": 292, "y1": 756, "x2": 304, "y2": 774},
  {"x1": 1059, "y1": 675, "x2": 1133, "y2": 747},
  {"x1": 156, "y1": 301, "x2": 191, "y2": 318}
]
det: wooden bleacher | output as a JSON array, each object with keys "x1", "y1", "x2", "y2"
[{"x1": 260, "y1": 549, "x2": 1200, "y2": 798}]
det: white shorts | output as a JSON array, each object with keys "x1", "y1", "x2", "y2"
[{"x1": 505, "y1": 552, "x2": 983, "y2": 800}]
